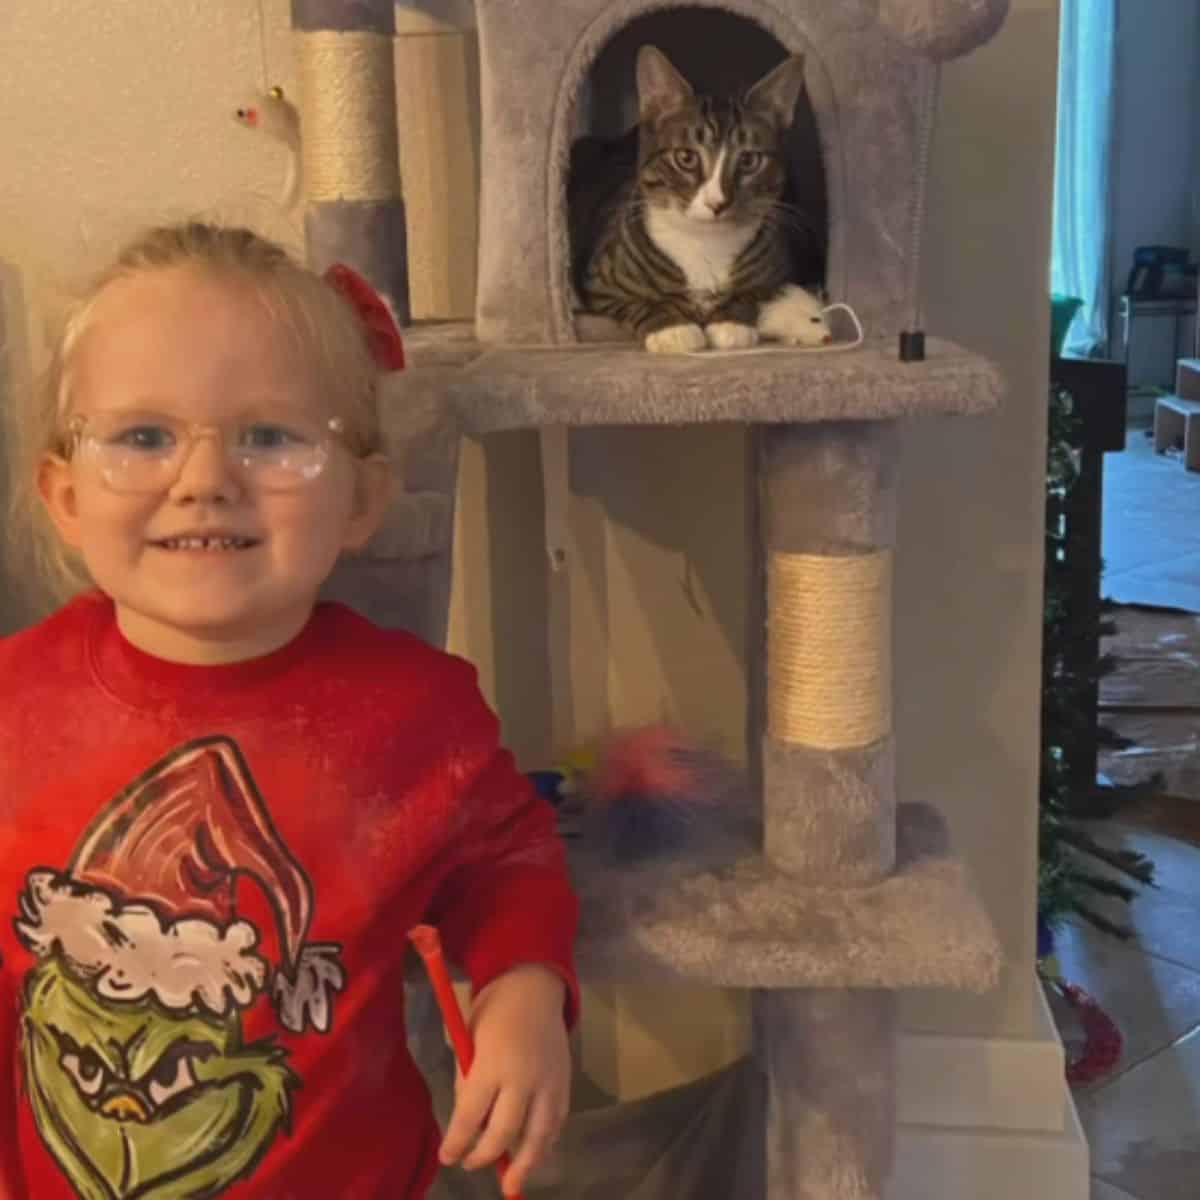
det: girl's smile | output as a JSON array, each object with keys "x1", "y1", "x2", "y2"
[{"x1": 149, "y1": 534, "x2": 261, "y2": 552}]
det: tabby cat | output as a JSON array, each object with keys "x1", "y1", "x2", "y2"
[{"x1": 571, "y1": 45, "x2": 828, "y2": 354}]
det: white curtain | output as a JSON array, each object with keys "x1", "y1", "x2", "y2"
[{"x1": 1051, "y1": 0, "x2": 1117, "y2": 356}]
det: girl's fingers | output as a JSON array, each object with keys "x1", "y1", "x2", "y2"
[
  {"x1": 439, "y1": 1074, "x2": 497, "y2": 1165},
  {"x1": 461, "y1": 1087, "x2": 530, "y2": 1172},
  {"x1": 500, "y1": 1089, "x2": 568, "y2": 1195}
]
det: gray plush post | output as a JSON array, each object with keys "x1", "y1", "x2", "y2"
[
  {"x1": 754, "y1": 420, "x2": 899, "y2": 1198},
  {"x1": 760, "y1": 421, "x2": 898, "y2": 884},
  {"x1": 754, "y1": 989, "x2": 896, "y2": 1200},
  {"x1": 291, "y1": 0, "x2": 411, "y2": 323},
  {"x1": 321, "y1": 369, "x2": 462, "y2": 646}
]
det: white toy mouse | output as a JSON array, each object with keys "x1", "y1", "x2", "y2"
[
  {"x1": 234, "y1": 86, "x2": 302, "y2": 212},
  {"x1": 757, "y1": 284, "x2": 834, "y2": 347}
]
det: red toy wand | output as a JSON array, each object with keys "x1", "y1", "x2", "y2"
[{"x1": 409, "y1": 925, "x2": 523, "y2": 1200}]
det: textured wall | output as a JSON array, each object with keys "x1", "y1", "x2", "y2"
[
  {"x1": 1110, "y1": 0, "x2": 1200, "y2": 388},
  {"x1": 0, "y1": 1, "x2": 302, "y2": 286},
  {"x1": 894, "y1": 0, "x2": 1056, "y2": 1038},
  {"x1": 0, "y1": 0, "x2": 299, "y2": 632}
]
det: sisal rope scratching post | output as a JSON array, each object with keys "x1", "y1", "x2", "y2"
[
  {"x1": 759, "y1": 422, "x2": 899, "y2": 884},
  {"x1": 754, "y1": 420, "x2": 899, "y2": 1200},
  {"x1": 767, "y1": 550, "x2": 892, "y2": 751},
  {"x1": 290, "y1": 0, "x2": 410, "y2": 323},
  {"x1": 297, "y1": 35, "x2": 400, "y2": 204}
]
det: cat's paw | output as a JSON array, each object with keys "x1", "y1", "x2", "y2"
[
  {"x1": 705, "y1": 322, "x2": 759, "y2": 350},
  {"x1": 645, "y1": 323, "x2": 707, "y2": 354},
  {"x1": 758, "y1": 286, "x2": 832, "y2": 347}
]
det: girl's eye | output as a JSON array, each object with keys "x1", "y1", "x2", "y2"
[
  {"x1": 112, "y1": 425, "x2": 175, "y2": 452},
  {"x1": 239, "y1": 423, "x2": 305, "y2": 450},
  {"x1": 672, "y1": 148, "x2": 699, "y2": 171},
  {"x1": 738, "y1": 150, "x2": 766, "y2": 174}
]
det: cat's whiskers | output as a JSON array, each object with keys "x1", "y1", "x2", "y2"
[{"x1": 758, "y1": 200, "x2": 821, "y2": 241}]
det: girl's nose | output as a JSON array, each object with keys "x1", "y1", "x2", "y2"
[{"x1": 167, "y1": 430, "x2": 243, "y2": 503}]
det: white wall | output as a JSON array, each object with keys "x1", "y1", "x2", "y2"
[
  {"x1": 0, "y1": 0, "x2": 299, "y2": 633},
  {"x1": 895, "y1": 0, "x2": 1056, "y2": 1039},
  {"x1": 0, "y1": 0, "x2": 1054, "y2": 1090},
  {"x1": 1110, "y1": 0, "x2": 1200, "y2": 385}
]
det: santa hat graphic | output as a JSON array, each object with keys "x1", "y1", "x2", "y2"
[{"x1": 15, "y1": 736, "x2": 343, "y2": 1034}]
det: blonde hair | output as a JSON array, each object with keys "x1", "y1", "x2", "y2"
[{"x1": 5, "y1": 221, "x2": 386, "y2": 608}]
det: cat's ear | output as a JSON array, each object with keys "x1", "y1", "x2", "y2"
[
  {"x1": 636, "y1": 45, "x2": 693, "y2": 124},
  {"x1": 745, "y1": 54, "x2": 807, "y2": 128}
]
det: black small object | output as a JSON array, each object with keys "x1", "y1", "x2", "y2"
[
  {"x1": 1126, "y1": 245, "x2": 1194, "y2": 300},
  {"x1": 899, "y1": 330, "x2": 926, "y2": 362},
  {"x1": 526, "y1": 770, "x2": 566, "y2": 805}
]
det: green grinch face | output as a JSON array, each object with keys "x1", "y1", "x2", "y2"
[{"x1": 22, "y1": 959, "x2": 297, "y2": 1200}]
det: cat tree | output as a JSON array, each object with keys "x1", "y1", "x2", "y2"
[{"x1": 295, "y1": 1, "x2": 1010, "y2": 1196}]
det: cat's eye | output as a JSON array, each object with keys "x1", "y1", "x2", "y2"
[
  {"x1": 738, "y1": 150, "x2": 766, "y2": 174},
  {"x1": 672, "y1": 148, "x2": 699, "y2": 171}
]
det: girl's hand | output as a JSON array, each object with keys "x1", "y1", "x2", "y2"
[{"x1": 437, "y1": 964, "x2": 570, "y2": 1196}]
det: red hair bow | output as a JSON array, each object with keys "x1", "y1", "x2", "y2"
[{"x1": 323, "y1": 263, "x2": 406, "y2": 371}]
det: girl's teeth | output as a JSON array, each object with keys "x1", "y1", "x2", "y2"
[{"x1": 160, "y1": 537, "x2": 254, "y2": 551}]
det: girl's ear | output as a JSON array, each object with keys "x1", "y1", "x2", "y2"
[
  {"x1": 37, "y1": 453, "x2": 84, "y2": 549},
  {"x1": 341, "y1": 453, "x2": 394, "y2": 552}
]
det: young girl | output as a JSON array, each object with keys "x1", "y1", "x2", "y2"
[{"x1": 0, "y1": 222, "x2": 579, "y2": 1200}]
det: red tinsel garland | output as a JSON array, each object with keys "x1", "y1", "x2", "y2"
[{"x1": 1052, "y1": 980, "x2": 1124, "y2": 1086}]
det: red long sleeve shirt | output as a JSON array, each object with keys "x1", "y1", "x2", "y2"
[{"x1": 0, "y1": 593, "x2": 579, "y2": 1200}]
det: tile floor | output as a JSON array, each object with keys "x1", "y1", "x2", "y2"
[
  {"x1": 1057, "y1": 416, "x2": 1200, "y2": 1199},
  {"x1": 1103, "y1": 419, "x2": 1200, "y2": 614},
  {"x1": 1055, "y1": 821, "x2": 1200, "y2": 1200},
  {"x1": 1096, "y1": 606, "x2": 1200, "y2": 799}
]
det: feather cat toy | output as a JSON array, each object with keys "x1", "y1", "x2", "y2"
[
  {"x1": 234, "y1": 85, "x2": 302, "y2": 212},
  {"x1": 547, "y1": 726, "x2": 753, "y2": 863}
]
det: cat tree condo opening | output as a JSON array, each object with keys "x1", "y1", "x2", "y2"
[{"x1": 565, "y1": 6, "x2": 829, "y2": 339}]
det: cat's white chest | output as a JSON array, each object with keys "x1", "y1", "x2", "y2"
[{"x1": 645, "y1": 209, "x2": 756, "y2": 298}]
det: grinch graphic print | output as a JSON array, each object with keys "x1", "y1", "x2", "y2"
[{"x1": 12, "y1": 736, "x2": 345, "y2": 1199}]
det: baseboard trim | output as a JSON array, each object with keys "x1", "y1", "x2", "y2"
[
  {"x1": 897, "y1": 982, "x2": 1067, "y2": 1131},
  {"x1": 889, "y1": 1097, "x2": 1089, "y2": 1200},
  {"x1": 890, "y1": 982, "x2": 1090, "y2": 1199}
]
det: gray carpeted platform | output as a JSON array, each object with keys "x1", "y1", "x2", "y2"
[
  {"x1": 571, "y1": 802, "x2": 1001, "y2": 991},
  {"x1": 402, "y1": 322, "x2": 1003, "y2": 432}
]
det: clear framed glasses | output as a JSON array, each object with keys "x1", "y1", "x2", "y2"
[{"x1": 67, "y1": 410, "x2": 350, "y2": 495}]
